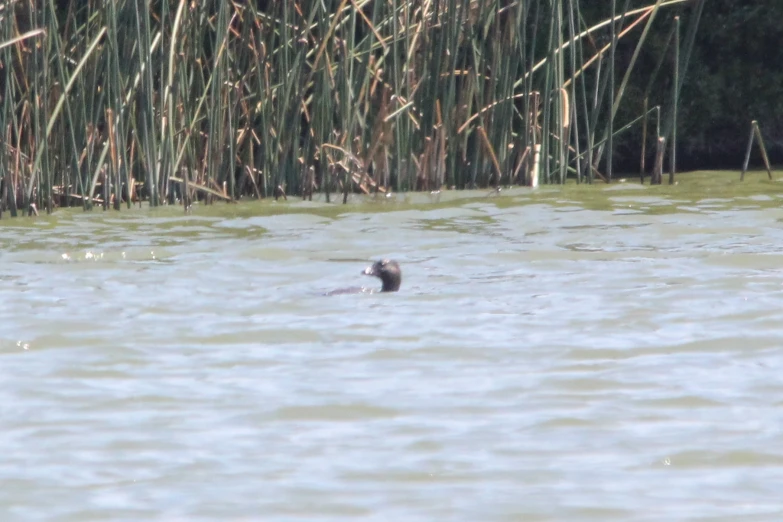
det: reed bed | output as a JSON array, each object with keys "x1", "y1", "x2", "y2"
[{"x1": 0, "y1": 0, "x2": 704, "y2": 216}]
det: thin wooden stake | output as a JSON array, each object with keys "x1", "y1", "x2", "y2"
[
  {"x1": 740, "y1": 122, "x2": 756, "y2": 181},
  {"x1": 652, "y1": 137, "x2": 665, "y2": 185},
  {"x1": 741, "y1": 120, "x2": 773, "y2": 181},
  {"x1": 754, "y1": 122, "x2": 773, "y2": 180}
]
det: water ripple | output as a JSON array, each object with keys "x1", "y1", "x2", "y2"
[{"x1": 1, "y1": 196, "x2": 783, "y2": 520}]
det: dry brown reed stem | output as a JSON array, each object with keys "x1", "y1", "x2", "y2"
[
  {"x1": 478, "y1": 126, "x2": 502, "y2": 188},
  {"x1": 169, "y1": 174, "x2": 232, "y2": 201},
  {"x1": 106, "y1": 109, "x2": 119, "y2": 211},
  {"x1": 559, "y1": 88, "x2": 571, "y2": 130},
  {"x1": 535, "y1": 1, "x2": 685, "y2": 87},
  {"x1": 0, "y1": 29, "x2": 46, "y2": 51},
  {"x1": 512, "y1": 145, "x2": 531, "y2": 185},
  {"x1": 435, "y1": 99, "x2": 446, "y2": 191},
  {"x1": 456, "y1": 7, "x2": 654, "y2": 138}
]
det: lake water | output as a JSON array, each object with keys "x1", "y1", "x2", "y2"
[{"x1": 1, "y1": 178, "x2": 783, "y2": 521}]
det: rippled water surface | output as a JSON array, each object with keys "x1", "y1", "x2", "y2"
[{"x1": 2, "y1": 179, "x2": 783, "y2": 521}]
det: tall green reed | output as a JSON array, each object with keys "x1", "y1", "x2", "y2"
[{"x1": 0, "y1": 0, "x2": 701, "y2": 218}]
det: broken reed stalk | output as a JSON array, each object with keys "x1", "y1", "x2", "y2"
[{"x1": 531, "y1": 144, "x2": 542, "y2": 188}]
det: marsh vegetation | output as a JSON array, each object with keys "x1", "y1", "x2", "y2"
[{"x1": 1, "y1": 0, "x2": 706, "y2": 217}]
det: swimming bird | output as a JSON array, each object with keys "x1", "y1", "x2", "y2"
[{"x1": 362, "y1": 259, "x2": 402, "y2": 292}]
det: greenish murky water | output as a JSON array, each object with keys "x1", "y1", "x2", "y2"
[{"x1": 1, "y1": 171, "x2": 783, "y2": 520}]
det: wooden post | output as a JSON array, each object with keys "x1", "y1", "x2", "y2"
[{"x1": 652, "y1": 137, "x2": 666, "y2": 185}]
